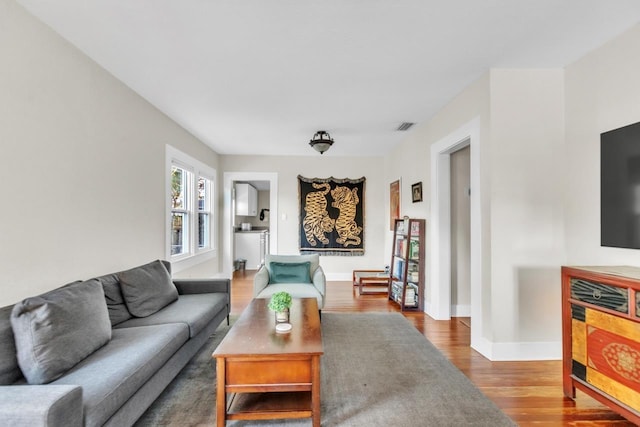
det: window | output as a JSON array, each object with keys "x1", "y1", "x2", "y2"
[
  {"x1": 171, "y1": 165, "x2": 191, "y2": 255},
  {"x1": 166, "y1": 146, "x2": 216, "y2": 263},
  {"x1": 197, "y1": 176, "x2": 211, "y2": 249}
]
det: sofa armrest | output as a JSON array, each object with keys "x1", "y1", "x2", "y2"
[
  {"x1": 312, "y1": 266, "x2": 326, "y2": 297},
  {"x1": 253, "y1": 266, "x2": 270, "y2": 297},
  {"x1": 173, "y1": 278, "x2": 230, "y2": 295},
  {"x1": 0, "y1": 385, "x2": 82, "y2": 427}
]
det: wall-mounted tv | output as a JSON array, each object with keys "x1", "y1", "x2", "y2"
[{"x1": 601, "y1": 120, "x2": 640, "y2": 249}]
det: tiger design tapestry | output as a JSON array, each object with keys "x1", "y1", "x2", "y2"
[{"x1": 298, "y1": 176, "x2": 365, "y2": 255}]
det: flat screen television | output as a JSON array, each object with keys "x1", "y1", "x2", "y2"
[{"x1": 601, "y1": 120, "x2": 640, "y2": 249}]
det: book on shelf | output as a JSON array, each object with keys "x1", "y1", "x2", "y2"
[
  {"x1": 404, "y1": 284, "x2": 419, "y2": 307},
  {"x1": 405, "y1": 287, "x2": 415, "y2": 297},
  {"x1": 404, "y1": 298, "x2": 417, "y2": 306},
  {"x1": 391, "y1": 281, "x2": 403, "y2": 293},
  {"x1": 409, "y1": 239, "x2": 420, "y2": 259},
  {"x1": 410, "y1": 272, "x2": 419, "y2": 282},
  {"x1": 393, "y1": 259, "x2": 405, "y2": 281}
]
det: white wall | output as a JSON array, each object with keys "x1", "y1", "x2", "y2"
[
  {"x1": 386, "y1": 74, "x2": 492, "y2": 342},
  {"x1": 220, "y1": 155, "x2": 386, "y2": 279},
  {"x1": 387, "y1": 69, "x2": 566, "y2": 360},
  {"x1": 488, "y1": 69, "x2": 566, "y2": 357},
  {"x1": 385, "y1": 25, "x2": 640, "y2": 360},
  {"x1": 0, "y1": 0, "x2": 220, "y2": 306},
  {"x1": 565, "y1": 24, "x2": 640, "y2": 265}
]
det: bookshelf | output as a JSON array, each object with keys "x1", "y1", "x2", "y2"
[{"x1": 389, "y1": 218, "x2": 425, "y2": 311}]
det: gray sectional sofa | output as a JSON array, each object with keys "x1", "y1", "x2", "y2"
[{"x1": 0, "y1": 260, "x2": 230, "y2": 427}]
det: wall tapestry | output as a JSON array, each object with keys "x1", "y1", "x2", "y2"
[{"x1": 298, "y1": 176, "x2": 365, "y2": 256}]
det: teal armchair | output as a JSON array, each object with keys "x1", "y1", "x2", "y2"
[{"x1": 253, "y1": 254, "x2": 326, "y2": 310}]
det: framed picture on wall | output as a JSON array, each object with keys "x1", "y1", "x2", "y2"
[
  {"x1": 390, "y1": 179, "x2": 401, "y2": 230},
  {"x1": 411, "y1": 182, "x2": 423, "y2": 203}
]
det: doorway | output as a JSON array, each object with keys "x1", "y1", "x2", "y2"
[
  {"x1": 429, "y1": 118, "x2": 488, "y2": 357},
  {"x1": 450, "y1": 146, "x2": 471, "y2": 319},
  {"x1": 223, "y1": 172, "x2": 278, "y2": 278}
]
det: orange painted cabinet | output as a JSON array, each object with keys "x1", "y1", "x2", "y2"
[{"x1": 561, "y1": 266, "x2": 640, "y2": 424}]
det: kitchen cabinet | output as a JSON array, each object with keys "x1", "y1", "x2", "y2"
[
  {"x1": 235, "y1": 184, "x2": 257, "y2": 216},
  {"x1": 234, "y1": 231, "x2": 266, "y2": 270}
]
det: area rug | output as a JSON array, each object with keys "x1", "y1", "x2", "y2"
[{"x1": 135, "y1": 313, "x2": 515, "y2": 426}]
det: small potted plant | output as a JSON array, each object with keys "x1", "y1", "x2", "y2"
[{"x1": 268, "y1": 291, "x2": 292, "y2": 325}]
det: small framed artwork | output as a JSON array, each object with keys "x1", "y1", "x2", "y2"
[{"x1": 411, "y1": 182, "x2": 423, "y2": 203}]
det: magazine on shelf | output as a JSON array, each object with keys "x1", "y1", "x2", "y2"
[{"x1": 409, "y1": 239, "x2": 420, "y2": 259}]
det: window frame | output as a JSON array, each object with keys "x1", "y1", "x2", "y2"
[
  {"x1": 196, "y1": 174, "x2": 213, "y2": 252},
  {"x1": 170, "y1": 164, "x2": 192, "y2": 257},
  {"x1": 166, "y1": 145, "x2": 217, "y2": 267}
]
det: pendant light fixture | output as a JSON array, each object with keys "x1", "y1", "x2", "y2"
[{"x1": 309, "y1": 130, "x2": 334, "y2": 154}]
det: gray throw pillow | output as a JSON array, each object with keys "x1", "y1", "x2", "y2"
[
  {"x1": 10, "y1": 279, "x2": 112, "y2": 384},
  {"x1": 118, "y1": 260, "x2": 178, "y2": 317},
  {"x1": 96, "y1": 273, "x2": 133, "y2": 326},
  {"x1": 0, "y1": 305, "x2": 21, "y2": 384}
]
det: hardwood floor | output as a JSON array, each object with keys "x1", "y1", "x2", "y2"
[{"x1": 231, "y1": 271, "x2": 635, "y2": 426}]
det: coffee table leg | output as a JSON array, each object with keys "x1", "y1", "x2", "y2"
[
  {"x1": 311, "y1": 355, "x2": 321, "y2": 427},
  {"x1": 216, "y1": 358, "x2": 226, "y2": 427}
]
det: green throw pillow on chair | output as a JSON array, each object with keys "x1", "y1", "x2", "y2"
[{"x1": 269, "y1": 261, "x2": 311, "y2": 284}]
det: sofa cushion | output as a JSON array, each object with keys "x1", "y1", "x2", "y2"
[
  {"x1": 114, "y1": 293, "x2": 228, "y2": 338},
  {"x1": 269, "y1": 261, "x2": 311, "y2": 284},
  {"x1": 0, "y1": 385, "x2": 83, "y2": 426},
  {"x1": 53, "y1": 323, "x2": 189, "y2": 427},
  {"x1": 118, "y1": 260, "x2": 178, "y2": 318},
  {"x1": 96, "y1": 273, "x2": 132, "y2": 327},
  {"x1": 0, "y1": 305, "x2": 21, "y2": 385},
  {"x1": 11, "y1": 279, "x2": 112, "y2": 384}
]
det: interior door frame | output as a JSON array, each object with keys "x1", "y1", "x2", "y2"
[
  {"x1": 222, "y1": 172, "x2": 278, "y2": 278},
  {"x1": 429, "y1": 117, "x2": 487, "y2": 356}
]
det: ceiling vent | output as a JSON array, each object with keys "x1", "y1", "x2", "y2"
[{"x1": 396, "y1": 122, "x2": 415, "y2": 131}]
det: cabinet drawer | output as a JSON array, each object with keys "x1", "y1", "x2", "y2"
[{"x1": 570, "y1": 278, "x2": 628, "y2": 313}]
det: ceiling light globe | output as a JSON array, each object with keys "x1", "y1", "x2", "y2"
[{"x1": 309, "y1": 130, "x2": 334, "y2": 154}]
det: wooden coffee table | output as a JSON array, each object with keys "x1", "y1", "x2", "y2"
[{"x1": 212, "y1": 297, "x2": 323, "y2": 426}]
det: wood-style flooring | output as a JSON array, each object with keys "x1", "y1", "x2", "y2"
[{"x1": 231, "y1": 270, "x2": 635, "y2": 426}]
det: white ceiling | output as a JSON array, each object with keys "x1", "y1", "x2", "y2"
[{"x1": 16, "y1": 0, "x2": 640, "y2": 157}]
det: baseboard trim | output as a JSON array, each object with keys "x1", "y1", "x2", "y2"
[
  {"x1": 451, "y1": 304, "x2": 471, "y2": 317},
  {"x1": 489, "y1": 341, "x2": 562, "y2": 361},
  {"x1": 326, "y1": 272, "x2": 352, "y2": 281}
]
